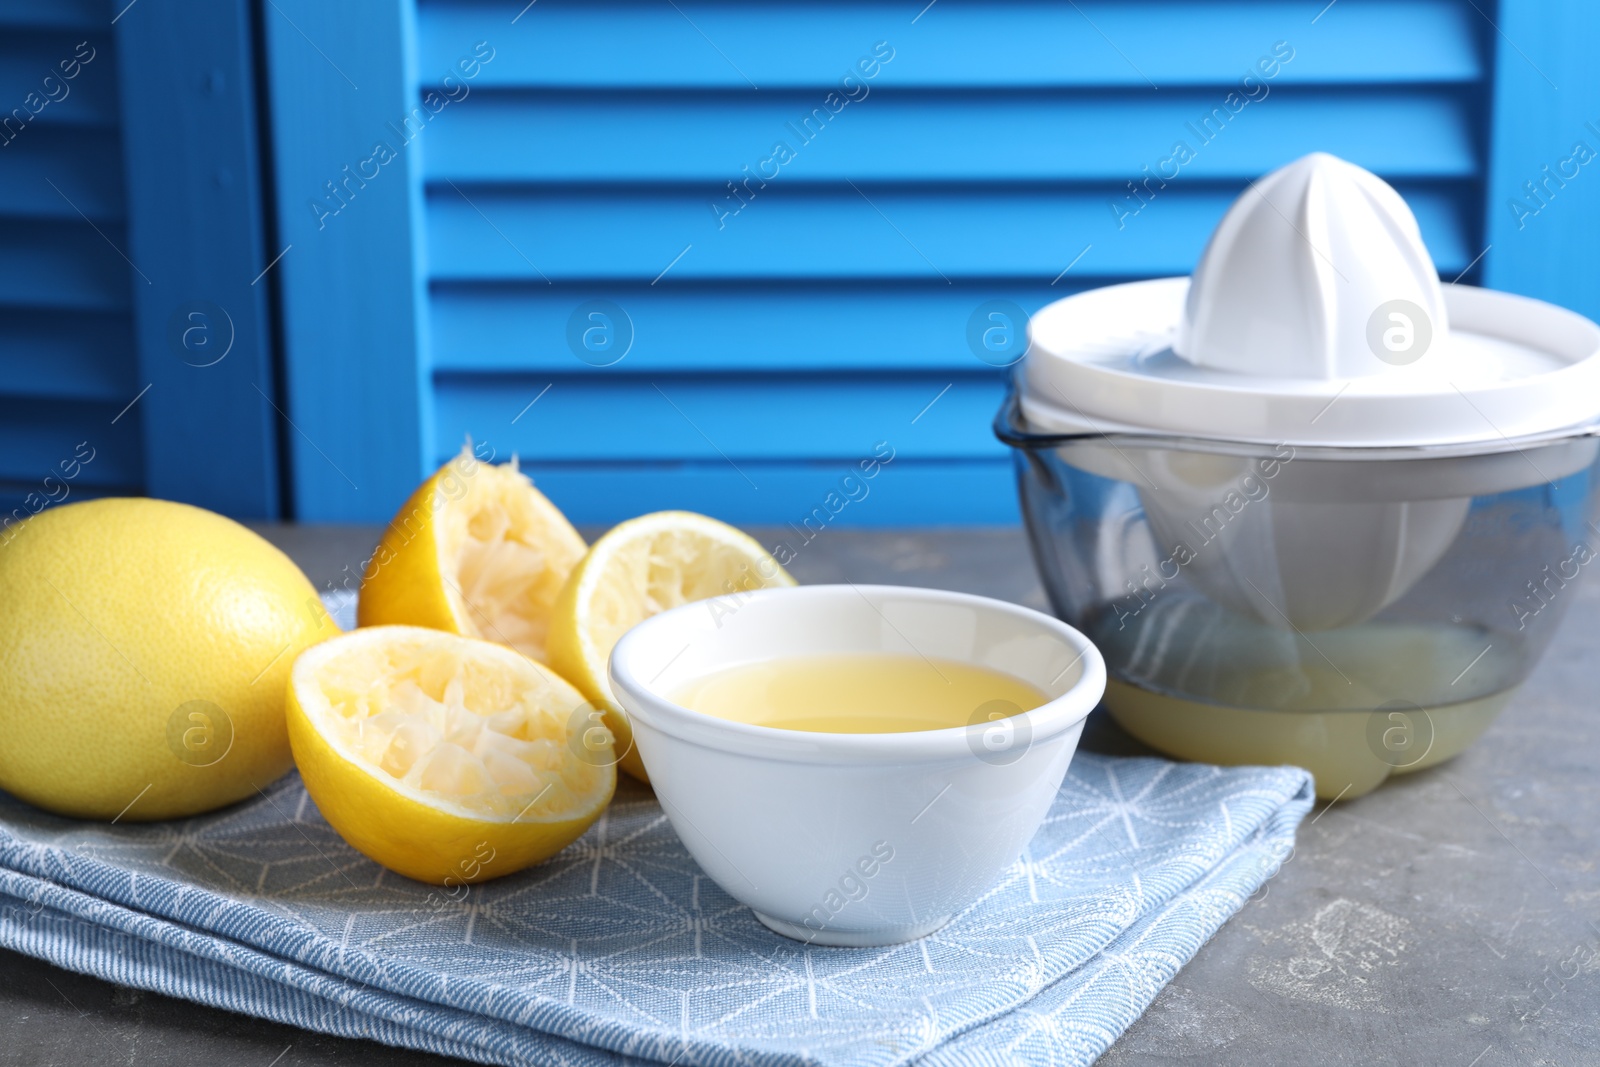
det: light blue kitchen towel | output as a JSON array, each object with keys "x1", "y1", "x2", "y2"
[
  {"x1": 0, "y1": 598, "x2": 1315, "y2": 1066},
  {"x1": 0, "y1": 757, "x2": 1313, "y2": 1067}
]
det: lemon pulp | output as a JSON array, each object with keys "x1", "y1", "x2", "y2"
[
  {"x1": 359, "y1": 447, "x2": 586, "y2": 664},
  {"x1": 440, "y1": 456, "x2": 583, "y2": 661},
  {"x1": 289, "y1": 626, "x2": 613, "y2": 883}
]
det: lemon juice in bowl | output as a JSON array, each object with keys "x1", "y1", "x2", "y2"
[{"x1": 672, "y1": 654, "x2": 1046, "y2": 734}]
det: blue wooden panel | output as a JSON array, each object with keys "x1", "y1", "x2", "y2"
[
  {"x1": 0, "y1": 1, "x2": 287, "y2": 522},
  {"x1": 262, "y1": 0, "x2": 433, "y2": 522},
  {"x1": 0, "y1": 8, "x2": 142, "y2": 520},
  {"x1": 417, "y1": 0, "x2": 1480, "y2": 89},
  {"x1": 113, "y1": 0, "x2": 282, "y2": 518},
  {"x1": 272, "y1": 0, "x2": 1499, "y2": 524},
  {"x1": 1483, "y1": 0, "x2": 1600, "y2": 323}
]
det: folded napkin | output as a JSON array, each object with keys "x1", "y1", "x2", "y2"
[{"x1": 0, "y1": 591, "x2": 1313, "y2": 1066}]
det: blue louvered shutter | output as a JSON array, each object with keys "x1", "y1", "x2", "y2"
[
  {"x1": 0, "y1": 0, "x2": 281, "y2": 522},
  {"x1": 0, "y1": 5, "x2": 144, "y2": 520},
  {"x1": 266, "y1": 0, "x2": 1496, "y2": 524}
]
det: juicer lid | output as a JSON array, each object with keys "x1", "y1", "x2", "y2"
[{"x1": 1021, "y1": 154, "x2": 1600, "y2": 448}]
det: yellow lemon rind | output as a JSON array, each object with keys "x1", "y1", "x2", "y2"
[
  {"x1": 0, "y1": 497, "x2": 329, "y2": 821},
  {"x1": 355, "y1": 468, "x2": 463, "y2": 635}
]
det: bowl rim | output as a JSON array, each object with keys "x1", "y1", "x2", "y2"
[{"x1": 607, "y1": 583, "x2": 1106, "y2": 765}]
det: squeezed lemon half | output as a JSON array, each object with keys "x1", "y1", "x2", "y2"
[
  {"x1": 287, "y1": 625, "x2": 614, "y2": 884},
  {"x1": 358, "y1": 447, "x2": 587, "y2": 663},
  {"x1": 547, "y1": 511, "x2": 795, "y2": 781}
]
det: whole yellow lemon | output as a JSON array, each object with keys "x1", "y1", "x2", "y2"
[{"x1": 0, "y1": 498, "x2": 330, "y2": 820}]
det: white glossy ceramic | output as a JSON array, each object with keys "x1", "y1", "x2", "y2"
[{"x1": 608, "y1": 584, "x2": 1106, "y2": 947}]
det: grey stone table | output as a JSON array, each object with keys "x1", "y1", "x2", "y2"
[{"x1": 1, "y1": 525, "x2": 1595, "y2": 1066}]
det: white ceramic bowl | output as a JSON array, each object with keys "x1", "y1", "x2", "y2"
[{"x1": 608, "y1": 584, "x2": 1106, "y2": 946}]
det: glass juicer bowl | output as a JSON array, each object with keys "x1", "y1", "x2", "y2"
[
  {"x1": 998, "y1": 392, "x2": 1600, "y2": 799},
  {"x1": 999, "y1": 154, "x2": 1600, "y2": 798}
]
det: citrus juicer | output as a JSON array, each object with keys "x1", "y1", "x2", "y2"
[{"x1": 999, "y1": 153, "x2": 1600, "y2": 798}]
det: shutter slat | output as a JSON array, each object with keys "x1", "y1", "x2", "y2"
[
  {"x1": 424, "y1": 184, "x2": 1472, "y2": 281},
  {"x1": 434, "y1": 375, "x2": 1007, "y2": 462},
  {"x1": 0, "y1": 1, "x2": 110, "y2": 30},
  {"x1": 428, "y1": 89, "x2": 1476, "y2": 184},
  {"x1": 432, "y1": 282, "x2": 1071, "y2": 374},
  {"x1": 0, "y1": 398, "x2": 142, "y2": 488},
  {"x1": 0, "y1": 128, "x2": 125, "y2": 220},
  {"x1": 0, "y1": 220, "x2": 135, "y2": 310},
  {"x1": 470, "y1": 460, "x2": 1016, "y2": 525},
  {"x1": 0, "y1": 311, "x2": 135, "y2": 401},
  {"x1": 417, "y1": 0, "x2": 1479, "y2": 89},
  {"x1": 0, "y1": 34, "x2": 117, "y2": 130}
]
